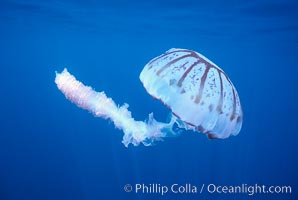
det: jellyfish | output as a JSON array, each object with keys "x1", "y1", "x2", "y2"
[{"x1": 55, "y1": 48, "x2": 243, "y2": 147}]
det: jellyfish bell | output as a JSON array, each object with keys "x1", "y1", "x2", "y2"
[{"x1": 140, "y1": 48, "x2": 243, "y2": 139}]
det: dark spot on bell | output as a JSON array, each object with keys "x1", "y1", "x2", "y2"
[
  {"x1": 198, "y1": 125, "x2": 205, "y2": 132},
  {"x1": 208, "y1": 104, "x2": 214, "y2": 112},
  {"x1": 237, "y1": 116, "x2": 242, "y2": 123},
  {"x1": 207, "y1": 133, "x2": 217, "y2": 139},
  {"x1": 216, "y1": 105, "x2": 223, "y2": 114},
  {"x1": 230, "y1": 113, "x2": 236, "y2": 121},
  {"x1": 194, "y1": 96, "x2": 201, "y2": 104},
  {"x1": 180, "y1": 88, "x2": 186, "y2": 94},
  {"x1": 169, "y1": 79, "x2": 176, "y2": 86}
]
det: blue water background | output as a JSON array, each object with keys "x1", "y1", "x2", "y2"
[{"x1": 0, "y1": 0, "x2": 297, "y2": 199}]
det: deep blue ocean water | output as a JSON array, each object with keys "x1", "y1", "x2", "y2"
[{"x1": 0, "y1": 0, "x2": 297, "y2": 199}]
